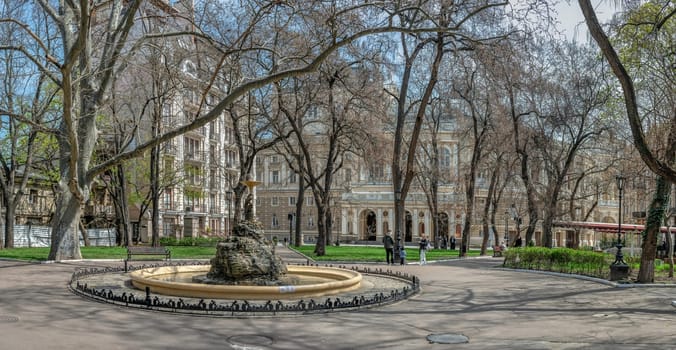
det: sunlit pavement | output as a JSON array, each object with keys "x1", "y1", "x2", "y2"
[{"x1": 1, "y1": 248, "x2": 675, "y2": 350}]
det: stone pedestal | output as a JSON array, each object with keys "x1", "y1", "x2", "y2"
[{"x1": 609, "y1": 263, "x2": 629, "y2": 281}]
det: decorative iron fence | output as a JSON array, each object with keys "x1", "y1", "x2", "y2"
[{"x1": 70, "y1": 262, "x2": 420, "y2": 317}]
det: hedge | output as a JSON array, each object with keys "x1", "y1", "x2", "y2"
[{"x1": 503, "y1": 247, "x2": 614, "y2": 279}]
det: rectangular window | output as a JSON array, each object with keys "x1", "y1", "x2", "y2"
[
  {"x1": 289, "y1": 172, "x2": 297, "y2": 184},
  {"x1": 308, "y1": 216, "x2": 314, "y2": 227},
  {"x1": 441, "y1": 148, "x2": 451, "y2": 168},
  {"x1": 184, "y1": 137, "x2": 201, "y2": 160},
  {"x1": 28, "y1": 190, "x2": 38, "y2": 204},
  {"x1": 185, "y1": 165, "x2": 202, "y2": 185},
  {"x1": 272, "y1": 170, "x2": 279, "y2": 184},
  {"x1": 209, "y1": 144, "x2": 217, "y2": 164},
  {"x1": 272, "y1": 214, "x2": 279, "y2": 228},
  {"x1": 289, "y1": 197, "x2": 296, "y2": 206},
  {"x1": 271, "y1": 197, "x2": 279, "y2": 206},
  {"x1": 306, "y1": 196, "x2": 314, "y2": 206},
  {"x1": 164, "y1": 188, "x2": 174, "y2": 209},
  {"x1": 186, "y1": 193, "x2": 202, "y2": 210}
]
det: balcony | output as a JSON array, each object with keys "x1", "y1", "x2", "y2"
[
  {"x1": 184, "y1": 205, "x2": 205, "y2": 213},
  {"x1": 186, "y1": 125, "x2": 206, "y2": 137},
  {"x1": 184, "y1": 151, "x2": 205, "y2": 163},
  {"x1": 162, "y1": 201, "x2": 183, "y2": 211},
  {"x1": 163, "y1": 143, "x2": 178, "y2": 155}
]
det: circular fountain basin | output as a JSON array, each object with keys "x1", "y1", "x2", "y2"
[{"x1": 129, "y1": 265, "x2": 362, "y2": 300}]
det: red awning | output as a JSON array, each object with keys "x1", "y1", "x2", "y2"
[{"x1": 552, "y1": 221, "x2": 674, "y2": 234}]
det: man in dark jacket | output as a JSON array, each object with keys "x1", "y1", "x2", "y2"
[{"x1": 383, "y1": 230, "x2": 395, "y2": 264}]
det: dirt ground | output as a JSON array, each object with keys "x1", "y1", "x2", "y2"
[{"x1": 628, "y1": 261, "x2": 676, "y2": 283}]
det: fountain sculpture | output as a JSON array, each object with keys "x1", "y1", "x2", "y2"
[{"x1": 198, "y1": 177, "x2": 287, "y2": 285}]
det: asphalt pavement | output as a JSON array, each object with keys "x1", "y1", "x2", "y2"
[{"x1": 1, "y1": 247, "x2": 676, "y2": 350}]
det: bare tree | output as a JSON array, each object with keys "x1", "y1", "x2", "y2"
[
  {"x1": 415, "y1": 97, "x2": 447, "y2": 249},
  {"x1": 534, "y1": 42, "x2": 611, "y2": 248},
  {"x1": 389, "y1": 3, "x2": 459, "y2": 254},
  {"x1": 579, "y1": 0, "x2": 676, "y2": 183},
  {"x1": 0, "y1": 3, "x2": 56, "y2": 248},
  {"x1": 453, "y1": 52, "x2": 494, "y2": 256},
  {"x1": 278, "y1": 55, "x2": 385, "y2": 255}
]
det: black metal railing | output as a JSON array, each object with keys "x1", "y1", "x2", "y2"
[{"x1": 69, "y1": 262, "x2": 419, "y2": 317}]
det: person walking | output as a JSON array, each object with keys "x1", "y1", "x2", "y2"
[
  {"x1": 382, "y1": 230, "x2": 395, "y2": 265},
  {"x1": 419, "y1": 234, "x2": 429, "y2": 265}
]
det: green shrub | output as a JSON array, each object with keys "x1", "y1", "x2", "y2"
[{"x1": 503, "y1": 247, "x2": 611, "y2": 279}]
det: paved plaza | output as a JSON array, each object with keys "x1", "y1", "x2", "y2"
[{"x1": 1, "y1": 247, "x2": 676, "y2": 350}]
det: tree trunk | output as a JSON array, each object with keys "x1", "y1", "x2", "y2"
[
  {"x1": 542, "y1": 207, "x2": 555, "y2": 248},
  {"x1": 294, "y1": 179, "x2": 304, "y2": 248},
  {"x1": 48, "y1": 189, "x2": 83, "y2": 260},
  {"x1": 482, "y1": 167, "x2": 499, "y2": 255},
  {"x1": 481, "y1": 220, "x2": 489, "y2": 256},
  {"x1": 150, "y1": 143, "x2": 160, "y2": 247},
  {"x1": 461, "y1": 177, "x2": 474, "y2": 257},
  {"x1": 637, "y1": 176, "x2": 670, "y2": 283},
  {"x1": 326, "y1": 209, "x2": 334, "y2": 245},
  {"x1": 314, "y1": 204, "x2": 327, "y2": 256},
  {"x1": 79, "y1": 221, "x2": 90, "y2": 247},
  {"x1": 3, "y1": 203, "x2": 15, "y2": 249},
  {"x1": 112, "y1": 163, "x2": 132, "y2": 247}
]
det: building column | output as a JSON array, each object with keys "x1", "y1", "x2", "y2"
[
  {"x1": 453, "y1": 143, "x2": 459, "y2": 178},
  {"x1": 376, "y1": 208, "x2": 383, "y2": 238},
  {"x1": 412, "y1": 209, "x2": 419, "y2": 238},
  {"x1": 341, "y1": 208, "x2": 348, "y2": 237},
  {"x1": 353, "y1": 209, "x2": 359, "y2": 239}
]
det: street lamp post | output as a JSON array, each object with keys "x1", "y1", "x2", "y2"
[
  {"x1": 610, "y1": 175, "x2": 629, "y2": 281},
  {"x1": 287, "y1": 213, "x2": 294, "y2": 246},
  {"x1": 225, "y1": 190, "x2": 233, "y2": 236}
]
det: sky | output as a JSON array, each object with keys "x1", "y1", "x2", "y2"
[{"x1": 555, "y1": 0, "x2": 619, "y2": 42}]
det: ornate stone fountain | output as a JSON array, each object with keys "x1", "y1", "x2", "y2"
[
  {"x1": 200, "y1": 178, "x2": 287, "y2": 285},
  {"x1": 128, "y1": 176, "x2": 361, "y2": 299}
]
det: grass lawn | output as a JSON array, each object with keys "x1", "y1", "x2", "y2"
[
  {"x1": 0, "y1": 244, "x2": 482, "y2": 262},
  {"x1": 293, "y1": 245, "x2": 480, "y2": 262},
  {"x1": 0, "y1": 246, "x2": 218, "y2": 261}
]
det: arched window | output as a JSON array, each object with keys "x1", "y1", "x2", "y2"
[
  {"x1": 441, "y1": 147, "x2": 451, "y2": 169},
  {"x1": 272, "y1": 214, "x2": 279, "y2": 228}
]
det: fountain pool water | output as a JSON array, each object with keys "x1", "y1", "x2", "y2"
[{"x1": 129, "y1": 264, "x2": 362, "y2": 300}]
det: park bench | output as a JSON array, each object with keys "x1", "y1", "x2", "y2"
[
  {"x1": 126, "y1": 246, "x2": 171, "y2": 261},
  {"x1": 493, "y1": 245, "x2": 503, "y2": 258}
]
